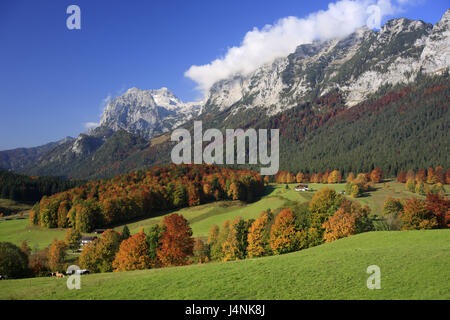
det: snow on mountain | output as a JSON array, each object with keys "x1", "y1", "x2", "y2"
[{"x1": 99, "y1": 87, "x2": 201, "y2": 140}]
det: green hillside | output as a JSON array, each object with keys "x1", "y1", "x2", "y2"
[{"x1": 1, "y1": 230, "x2": 448, "y2": 300}]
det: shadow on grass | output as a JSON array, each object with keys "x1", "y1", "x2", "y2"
[{"x1": 262, "y1": 185, "x2": 276, "y2": 197}]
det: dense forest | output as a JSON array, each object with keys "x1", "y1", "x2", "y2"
[
  {"x1": 30, "y1": 164, "x2": 264, "y2": 231},
  {"x1": 258, "y1": 73, "x2": 450, "y2": 176},
  {"x1": 0, "y1": 169, "x2": 82, "y2": 202}
]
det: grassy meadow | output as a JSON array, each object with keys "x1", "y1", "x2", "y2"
[{"x1": 0, "y1": 230, "x2": 448, "y2": 300}]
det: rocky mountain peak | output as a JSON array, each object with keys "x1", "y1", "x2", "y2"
[
  {"x1": 203, "y1": 11, "x2": 449, "y2": 118},
  {"x1": 99, "y1": 87, "x2": 200, "y2": 140}
]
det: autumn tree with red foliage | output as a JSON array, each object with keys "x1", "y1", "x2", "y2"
[
  {"x1": 425, "y1": 194, "x2": 450, "y2": 229},
  {"x1": 157, "y1": 214, "x2": 194, "y2": 267},
  {"x1": 397, "y1": 171, "x2": 407, "y2": 183}
]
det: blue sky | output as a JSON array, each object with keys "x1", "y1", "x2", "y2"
[{"x1": 0, "y1": 0, "x2": 448, "y2": 150}]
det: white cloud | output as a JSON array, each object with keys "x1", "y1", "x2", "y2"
[
  {"x1": 84, "y1": 122, "x2": 100, "y2": 129},
  {"x1": 185, "y1": 0, "x2": 413, "y2": 94}
]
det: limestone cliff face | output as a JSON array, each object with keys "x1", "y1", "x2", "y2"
[{"x1": 202, "y1": 11, "x2": 449, "y2": 119}]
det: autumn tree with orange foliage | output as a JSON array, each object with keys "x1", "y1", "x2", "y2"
[
  {"x1": 346, "y1": 172, "x2": 355, "y2": 183},
  {"x1": 328, "y1": 170, "x2": 342, "y2": 184},
  {"x1": 322, "y1": 200, "x2": 372, "y2": 242},
  {"x1": 399, "y1": 198, "x2": 438, "y2": 230},
  {"x1": 427, "y1": 168, "x2": 436, "y2": 184},
  {"x1": 29, "y1": 247, "x2": 50, "y2": 277},
  {"x1": 269, "y1": 209, "x2": 302, "y2": 255},
  {"x1": 112, "y1": 231, "x2": 150, "y2": 272},
  {"x1": 157, "y1": 214, "x2": 194, "y2": 267},
  {"x1": 322, "y1": 208, "x2": 357, "y2": 242},
  {"x1": 247, "y1": 211, "x2": 273, "y2": 258},
  {"x1": 370, "y1": 168, "x2": 383, "y2": 183},
  {"x1": 48, "y1": 239, "x2": 67, "y2": 272},
  {"x1": 286, "y1": 173, "x2": 295, "y2": 184},
  {"x1": 434, "y1": 166, "x2": 445, "y2": 184},
  {"x1": 416, "y1": 169, "x2": 426, "y2": 183}
]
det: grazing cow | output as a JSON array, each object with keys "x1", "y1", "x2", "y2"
[{"x1": 55, "y1": 272, "x2": 65, "y2": 278}]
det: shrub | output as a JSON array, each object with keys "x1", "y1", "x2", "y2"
[
  {"x1": 0, "y1": 242, "x2": 29, "y2": 279},
  {"x1": 383, "y1": 198, "x2": 404, "y2": 217}
]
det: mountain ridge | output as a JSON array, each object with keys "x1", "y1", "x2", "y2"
[{"x1": 1, "y1": 10, "x2": 449, "y2": 179}]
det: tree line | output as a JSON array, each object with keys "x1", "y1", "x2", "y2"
[
  {"x1": 29, "y1": 164, "x2": 265, "y2": 232},
  {"x1": 271, "y1": 166, "x2": 448, "y2": 198},
  {"x1": 0, "y1": 169, "x2": 82, "y2": 203}
]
